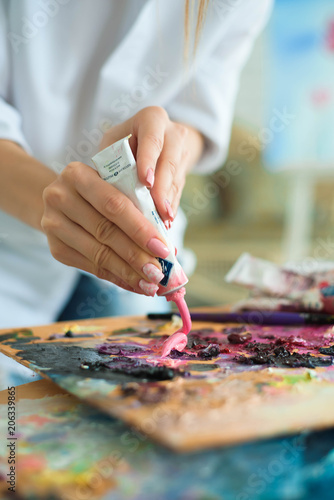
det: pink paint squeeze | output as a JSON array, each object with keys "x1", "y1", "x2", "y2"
[
  {"x1": 92, "y1": 136, "x2": 191, "y2": 355},
  {"x1": 161, "y1": 287, "x2": 192, "y2": 357}
]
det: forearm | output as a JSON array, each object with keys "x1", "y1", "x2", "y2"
[{"x1": 0, "y1": 140, "x2": 57, "y2": 231}]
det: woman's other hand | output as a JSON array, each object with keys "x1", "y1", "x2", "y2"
[{"x1": 100, "y1": 106, "x2": 204, "y2": 229}]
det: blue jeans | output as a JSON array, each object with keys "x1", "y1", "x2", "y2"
[{"x1": 57, "y1": 273, "x2": 170, "y2": 320}]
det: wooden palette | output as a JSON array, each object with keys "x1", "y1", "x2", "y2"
[{"x1": 1, "y1": 313, "x2": 334, "y2": 452}]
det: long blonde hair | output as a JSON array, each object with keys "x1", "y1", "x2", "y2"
[{"x1": 184, "y1": 0, "x2": 210, "y2": 60}]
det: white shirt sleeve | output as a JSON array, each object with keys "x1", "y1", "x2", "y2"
[
  {"x1": 166, "y1": 0, "x2": 273, "y2": 175},
  {"x1": 0, "y1": 2, "x2": 31, "y2": 153}
]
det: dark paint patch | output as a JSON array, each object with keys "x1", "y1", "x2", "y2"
[
  {"x1": 187, "y1": 331, "x2": 223, "y2": 351},
  {"x1": 197, "y1": 344, "x2": 220, "y2": 360},
  {"x1": 97, "y1": 343, "x2": 150, "y2": 356},
  {"x1": 187, "y1": 363, "x2": 220, "y2": 372},
  {"x1": 235, "y1": 341, "x2": 333, "y2": 369},
  {"x1": 82, "y1": 356, "x2": 189, "y2": 380},
  {"x1": 319, "y1": 345, "x2": 334, "y2": 355},
  {"x1": 48, "y1": 331, "x2": 97, "y2": 340},
  {"x1": 227, "y1": 332, "x2": 252, "y2": 344},
  {"x1": 12, "y1": 342, "x2": 187, "y2": 382},
  {"x1": 169, "y1": 349, "x2": 197, "y2": 360}
]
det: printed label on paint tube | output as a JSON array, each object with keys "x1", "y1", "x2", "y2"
[{"x1": 92, "y1": 135, "x2": 188, "y2": 295}]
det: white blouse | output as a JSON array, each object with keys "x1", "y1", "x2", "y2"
[{"x1": 0, "y1": 0, "x2": 272, "y2": 328}]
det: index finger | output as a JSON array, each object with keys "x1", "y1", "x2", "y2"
[
  {"x1": 134, "y1": 107, "x2": 168, "y2": 187},
  {"x1": 65, "y1": 162, "x2": 170, "y2": 259}
]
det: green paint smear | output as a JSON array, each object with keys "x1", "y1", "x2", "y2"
[
  {"x1": 187, "y1": 363, "x2": 219, "y2": 372},
  {"x1": 275, "y1": 371, "x2": 317, "y2": 386},
  {"x1": 283, "y1": 372, "x2": 315, "y2": 384},
  {"x1": 112, "y1": 328, "x2": 140, "y2": 334},
  {"x1": 0, "y1": 328, "x2": 33, "y2": 339}
]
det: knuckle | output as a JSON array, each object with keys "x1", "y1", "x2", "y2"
[
  {"x1": 49, "y1": 242, "x2": 65, "y2": 263},
  {"x1": 165, "y1": 157, "x2": 178, "y2": 175},
  {"x1": 146, "y1": 132, "x2": 163, "y2": 154},
  {"x1": 62, "y1": 161, "x2": 85, "y2": 185},
  {"x1": 62, "y1": 161, "x2": 80, "y2": 178},
  {"x1": 171, "y1": 181, "x2": 182, "y2": 199},
  {"x1": 41, "y1": 215, "x2": 61, "y2": 234},
  {"x1": 119, "y1": 267, "x2": 137, "y2": 285},
  {"x1": 93, "y1": 244, "x2": 111, "y2": 270},
  {"x1": 131, "y1": 220, "x2": 150, "y2": 246},
  {"x1": 175, "y1": 123, "x2": 188, "y2": 139},
  {"x1": 50, "y1": 248, "x2": 62, "y2": 263},
  {"x1": 182, "y1": 148, "x2": 191, "y2": 162},
  {"x1": 95, "y1": 217, "x2": 117, "y2": 243},
  {"x1": 146, "y1": 105, "x2": 168, "y2": 122},
  {"x1": 103, "y1": 193, "x2": 127, "y2": 217},
  {"x1": 43, "y1": 184, "x2": 66, "y2": 207},
  {"x1": 40, "y1": 215, "x2": 47, "y2": 233},
  {"x1": 126, "y1": 246, "x2": 141, "y2": 267}
]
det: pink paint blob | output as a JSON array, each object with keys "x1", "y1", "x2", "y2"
[
  {"x1": 161, "y1": 287, "x2": 192, "y2": 357},
  {"x1": 161, "y1": 332, "x2": 188, "y2": 357}
]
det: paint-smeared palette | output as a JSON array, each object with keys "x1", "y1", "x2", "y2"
[
  {"x1": 2, "y1": 379, "x2": 333, "y2": 500},
  {"x1": 0, "y1": 313, "x2": 334, "y2": 451}
]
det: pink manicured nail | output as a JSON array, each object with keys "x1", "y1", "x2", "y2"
[
  {"x1": 147, "y1": 238, "x2": 169, "y2": 258},
  {"x1": 139, "y1": 280, "x2": 159, "y2": 296},
  {"x1": 143, "y1": 263, "x2": 164, "y2": 284},
  {"x1": 146, "y1": 168, "x2": 155, "y2": 188},
  {"x1": 164, "y1": 221, "x2": 169, "y2": 231},
  {"x1": 165, "y1": 200, "x2": 174, "y2": 220}
]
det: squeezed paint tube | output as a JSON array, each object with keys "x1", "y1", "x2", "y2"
[
  {"x1": 226, "y1": 253, "x2": 334, "y2": 314},
  {"x1": 225, "y1": 253, "x2": 315, "y2": 297},
  {"x1": 92, "y1": 135, "x2": 188, "y2": 296}
]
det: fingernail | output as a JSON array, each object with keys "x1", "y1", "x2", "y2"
[
  {"x1": 147, "y1": 238, "x2": 169, "y2": 258},
  {"x1": 143, "y1": 263, "x2": 164, "y2": 284},
  {"x1": 175, "y1": 247, "x2": 178, "y2": 256},
  {"x1": 164, "y1": 220, "x2": 169, "y2": 230},
  {"x1": 139, "y1": 280, "x2": 159, "y2": 296},
  {"x1": 146, "y1": 168, "x2": 155, "y2": 188},
  {"x1": 165, "y1": 200, "x2": 174, "y2": 220}
]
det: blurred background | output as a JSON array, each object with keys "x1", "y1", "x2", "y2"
[{"x1": 182, "y1": 0, "x2": 334, "y2": 308}]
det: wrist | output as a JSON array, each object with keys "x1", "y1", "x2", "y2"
[{"x1": 0, "y1": 140, "x2": 57, "y2": 231}]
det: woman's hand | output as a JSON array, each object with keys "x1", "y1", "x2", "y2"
[
  {"x1": 100, "y1": 106, "x2": 204, "y2": 228},
  {"x1": 42, "y1": 106, "x2": 204, "y2": 296},
  {"x1": 42, "y1": 162, "x2": 169, "y2": 296}
]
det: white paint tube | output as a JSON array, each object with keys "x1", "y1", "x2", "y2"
[{"x1": 92, "y1": 135, "x2": 188, "y2": 296}]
